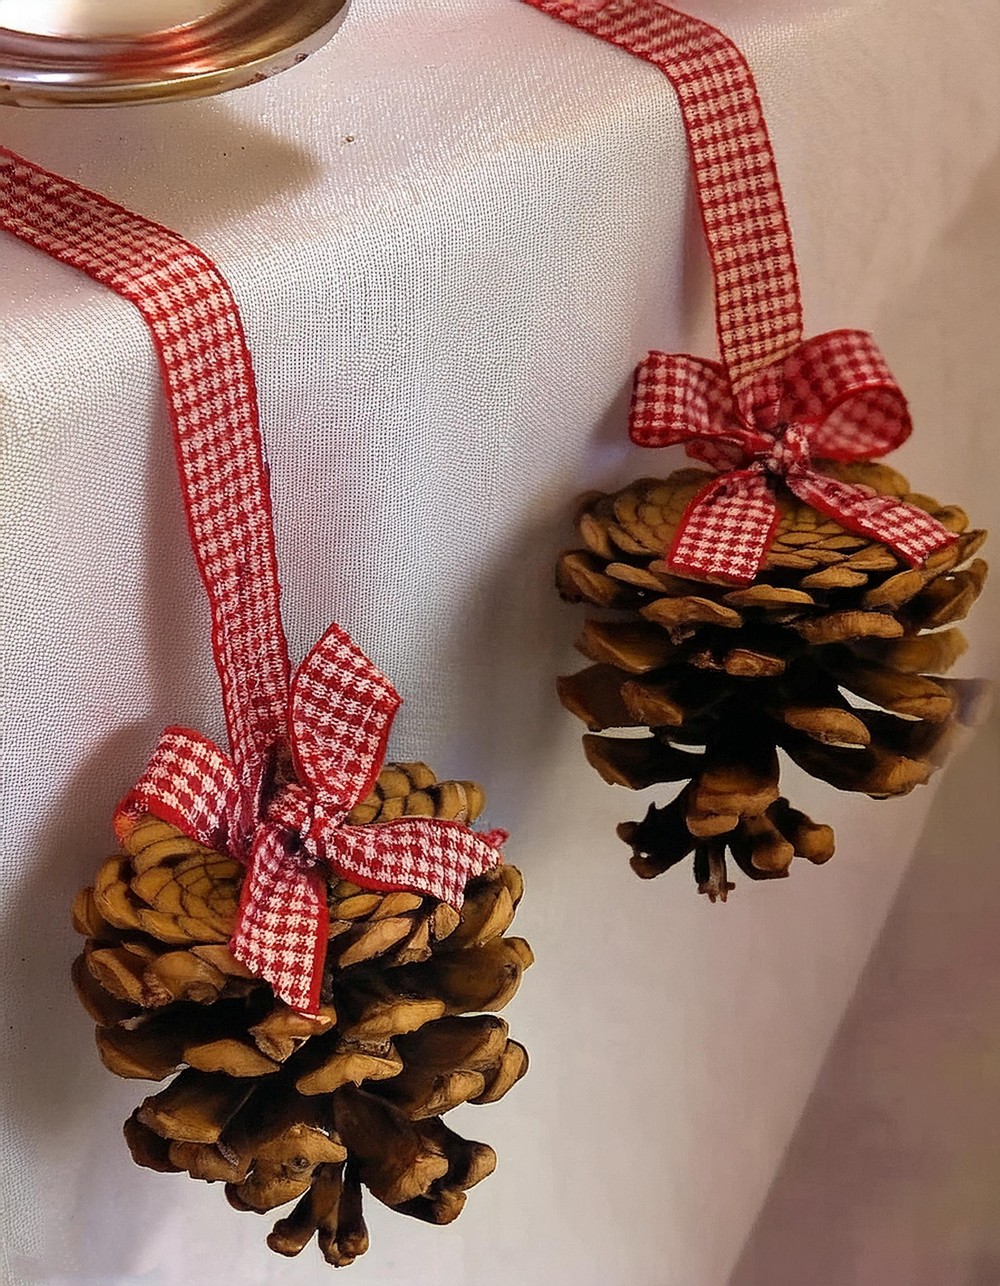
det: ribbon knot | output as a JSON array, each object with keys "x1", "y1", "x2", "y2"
[
  {"x1": 628, "y1": 329, "x2": 956, "y2": 584},
  {"x1": 754, "y1": 421, "x2": 811, "y2": 478},
  {"x1": 115, "y1": 624, "x2": 504, "y2": 1014},
  {"x1": 263, "y1": 774, "x2": 314, "y2": 841}
]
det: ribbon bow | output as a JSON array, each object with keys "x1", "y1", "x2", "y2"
[
  {"x1": 629, "y1": 329, "x2": 956, "y2": 584},
  {"x1": 115, "y1": 624, "x2": 504, "y2": 1015}
]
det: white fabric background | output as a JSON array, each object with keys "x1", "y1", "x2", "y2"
[{"x1": 2, "y1": 1, "x2": 999, "y2": 1283}]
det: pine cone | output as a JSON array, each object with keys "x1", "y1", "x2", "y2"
[
  {"x1": 557, "y1": 462, "x2": 987, "y2": 898},
  {"x1": 71, "y1": 762, "x2": 531, "y2": 1268}
]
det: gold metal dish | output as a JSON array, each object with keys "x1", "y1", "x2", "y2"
[{"x1": 0, "y1": 0, "x2": 351, "y2": 106}]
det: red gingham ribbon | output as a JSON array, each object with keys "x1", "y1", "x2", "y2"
[
  {"x1": 523, "y1": 0, "x2": 956, "y2": 584},
  {"x1": 0, "y1": 149, "x2": 502, "y2": 1013},
  {"x1": 0, "y1": 149, "x2": 288, "y2": 785}
]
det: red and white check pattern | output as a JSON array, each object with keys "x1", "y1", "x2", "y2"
[
  {"x1": 632, "y1": 332, "x2": 955, "y2": 582},
  {"x1": 0, "y1": 148, "x2": 290, "y2": 786},
  {"x1": 1, "y1": 150, "x2": 504, "y2": 1013},
  {"x1": 331, "y1": 819, "x2": 501, "y2": 910},
  {"x1": 523, "y1": 3, "x2": 956, "y2": 583},
  {"x1": 236, "y1": 827, "x2": 330, "y2": 1016},
  {"x1": 668, "y1": 468, "x2": 781, "y2": 583}
]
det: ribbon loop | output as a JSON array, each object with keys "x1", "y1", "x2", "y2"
[
  {"x1": 774, "y1": 329, "x2": 911, "y2": 459},
  {"x1": 630, "y1": 351, "x2": 764, "y2": 465},
  {"x1": 114, "y1": 727, "x2": 241, "y2": 854},
  {"x1": 289, "y1": 623, "x2": 401, "y2": 814}
]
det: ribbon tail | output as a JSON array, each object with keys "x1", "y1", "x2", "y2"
[
  {"x1": 328, "y1": 819, "x2": 504, "y2": 909},
  {"x1": 787, "y1": 471, "x2": 957, "y2": 568},
  {"x1": 114, "y1": 726, "x2": 241, "y2": 853},
  {"x1": 231, "y1": 827, "x2": 329, "y2": 1015},
  {"x1": 667, "y1": 470, "x2": 779, "y2": 585}
]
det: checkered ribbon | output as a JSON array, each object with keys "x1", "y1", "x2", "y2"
[
  {"x1": 523, "y1": 0, "x2": 956, "y2": 583},
  {"x1": 0, "y1": 149, "x2": 503, "y2": 1013},
  {"x1": 0, "y1": 148, "x2": 289, "y2": 785}
]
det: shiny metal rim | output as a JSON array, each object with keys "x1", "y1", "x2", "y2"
[{"x1": 0, "y1": 0, "x2": 351, "y2": 107}]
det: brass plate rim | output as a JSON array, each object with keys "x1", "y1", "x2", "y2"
[{"x1": 0, "y1": 0, "x2": 351, "y2": 106}]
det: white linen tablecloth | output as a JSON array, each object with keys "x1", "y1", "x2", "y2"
[{"x1": 2, "y1": 2, "x2": 999, "y2": 1283}]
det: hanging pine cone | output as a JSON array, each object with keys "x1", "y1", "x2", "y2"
[
  {"x1": 557, "y1": 461, "x2": 987, "y2": 899},
  {"x1": 72, "y1": 762, "x2": 531, "y2": 1268}
]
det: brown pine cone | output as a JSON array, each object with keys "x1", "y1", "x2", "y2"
[
  {"x1": 71, "y1": 762, "x2": 531, "y2": 1269},
  {"x1": 557, "y1": 462, "x2": 987, "y2": 898}
]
